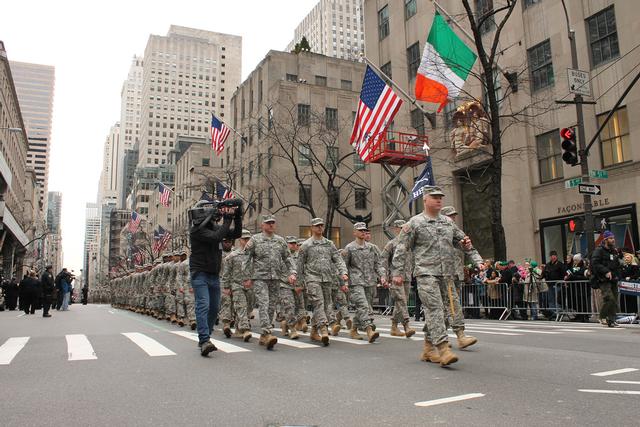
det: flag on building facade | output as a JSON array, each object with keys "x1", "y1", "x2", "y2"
[
  {"x1": 200, "y1": 191, "x2": 215, "y2": 202},
  {"x1": 158, "y1": 225, "x2": 172, "y2": 252},
  {"x1": 211, "y1": 114, "x2": 231, "y2": 155},
  {"x1": 415, "y1": 11, "x2": 477, "y2": 112},
  {"x1": 350, "y1": 66, "x2": 403, "y2": 162},
  {"x1": 410, "y1": 156, "x2": 435, "y2": 203},
  {"x1": 133, "y1": 248, "x2": 144, "y2": 266},
  {"x1": 215, "y1": 181, "x2": 233, "y2": 200},
  {"x1": 152, "y1": 230, "x2": 161, "y2": 254},
  {"x1": 128, "y1": 211, "x2": 141, "y2": 233},
  {"x1": 158, "y1": 182, "x2": 171, "y2": 207}
]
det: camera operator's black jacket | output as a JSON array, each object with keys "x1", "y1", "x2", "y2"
[
  {"x1": 590, "y1": 244, "x2": 622, "y2": 283},
  {"x1": 40, "y1": 271, "x2": 55, "y2": 296},
  {"x1": 189, "y1": 213, "x2": 242, "y2": 275}
]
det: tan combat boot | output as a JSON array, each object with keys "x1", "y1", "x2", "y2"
[
  {"x1": 420, "y1": 340, "x2": 441, "y2": 363},
  {"x1": 403, "y1": 321, "x2": 416, "y2": 338},
  {"x1": 319, "y1": 325, "x2": 330, "y2": 346},
  {"x1": 222, "y1": 322, "x2": 232, "y2": 338},
  {"x1": 330, "y1": 322, "x2": 341, "y2": 336},
  {"x1": 366, "y1": 326, "x2": 379, "y2": 343},
  {"x1": 456, "y1": 330, "x2": 478, "y2": 349},
  {"x1": 263, "y1": 334, "x2": 277, "y2": 350},
  {"x1": 310, "y1": 326, "x2": 322, "y2": 342},
  {"x1": 288, "y1": 324, "x2": 299, "y2": 340},
  {"x1": 280, "y1": 321, "x2": 289, "y2": 337},
  {"x1": 298, "y1": 318, "x2": 308, "y2": 333},
  {"x1": 178, "y1": 318, "x2": 185, "y2": 327},
  {"x1": 336, "y1": 311, "x2": 343, "y2": 324},
  {"x1": 170, "y1": 314, "x2": 177, "y2": 324},
  {"x1": 190, "y1": 322, "x2": 197, "y2": 331},
  {"x1": 242, "y1": 330, "x2": 252, "y2": 342},
  {"x1": 350, "y1": 327, "x2": 364, "y2": 340},
  {"x1": 232, "y1": 328, "x2": 243, "y2": 339},
  {"x1": 390, "y1": 320, "x2": 406, "y2": 337},
  {"x1": 436, "y1": 342, "x2": 459, "y2": 366},
  {"x1": 346, "y1": 318, "x2": 353, "y2": 330}
]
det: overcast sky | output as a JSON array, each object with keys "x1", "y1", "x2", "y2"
[{"x1": 2, "y1": 0, "x2": 317, "y2": 274}]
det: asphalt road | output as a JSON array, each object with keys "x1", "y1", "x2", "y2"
[{"x1": 1, "y1": 304, "x2": 639, "y2": 427}]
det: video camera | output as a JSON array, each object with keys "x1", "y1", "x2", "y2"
[{"x1": 188, "y1": 198, "x2": 243, "y2": 227}]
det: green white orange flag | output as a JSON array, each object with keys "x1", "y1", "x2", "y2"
[{"x1": 415, "y1": 11, "x2": 477, "y2": 112}]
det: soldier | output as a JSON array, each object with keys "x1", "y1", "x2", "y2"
[
  {"x1": 342, "y1": 222, "x2": 385, "y2": 343},
  {"x1": 298, "y1": 218, "x2": 348, "y2": 345},
  {"x1": 220, "y1": 229, "x2": 254, "y2": 342},
  {"x1": 278, "y1": 236, "x2": 304, "y2": 340},
  {"x1": 164, "y1": 252, "x2": 180, "y2": 323},
  {"x1": 391, "y1": 186, "x2": 483, "y2": 367},
  {"x1": 441, "y1": 206, "x2": 478, "y2": 349},
  {"x1": 293, "y1": 238, "x2": 309, "y2": 332},
  {"x1": 176, "y1": 250, "x2": 196, "y2": 329},
  {"x1": 219, "y1": 238, "x2": 237, "y2": 337},
  {"x1": 242, "y1": 215, "x2": 297, "y2": 350},
  {"x1": 152, "y1": 259, "x2": 165, "y2": 319},
  {"x1": 381, "y1": 219, "x2": 416, "y2": 338}
]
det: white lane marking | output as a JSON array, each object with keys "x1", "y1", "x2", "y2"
[
  {"x1": 169, "y1": 331, "x2": 250, "y2": 353},
  {"x1": 591, "y1": 368, "x2": 639, "y2": 377},
  {"x1": 275, "y1": 329, "x2": 370, "y2": 345},
  {"x1": 470, "y1": 322, "x2": 602, "y2": 330},
  {"x1": 250, "y1": 332, "x2": 319, "y2": 348},
  {"x1": 0, "y1": 337, "x2": 30, "y2": 365},
  {"x1": 465, "y1": 326, "x2": 560, "y2": 335},
  {"x1": 122, "y1": 333, "x2": 176, "y2": 357},
  {"x1": 556, "y1": 329, "x2": 592, "y2": 333},
  {"x1": 66, "y1": 334, "x2": 97, "y2": 361},
  {"x1": 17, "y1": 313, "x2": 25, "y2": 318},
  {"x1": 578, "y1": 389, "x2": 640, "y2": 395},
  {"x1": 377, "y1": 332, "x2": 422, "y2": 341},
  {"x1": 108, "y1": 310, "x2": 115, "y2": 314},
  {"x1": 415, "y1": 393, "x2": 485, "y2": 407},
  {"x1": 463, "y1": 329, "x2": 523, "y2": 336},
  {"x1": 606, "y1": 381, "x2": 640, "y2": 385}
]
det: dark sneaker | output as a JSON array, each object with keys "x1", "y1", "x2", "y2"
[
  {"x1": 200, "y1": 341, "x2": 217, "y2": 356},
  {"x1": 43, "y1": 314, "x2": 52, "y2": 318}
]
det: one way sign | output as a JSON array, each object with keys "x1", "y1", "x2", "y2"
[{"x1": 578, "y1": 184, "x2": 601, "y2": 195}]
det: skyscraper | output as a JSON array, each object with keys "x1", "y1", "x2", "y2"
[
  {"x1": 98, "y1": 122, "x2": 120, "y2": 204},
  {"x1": 83, "y1": 202, "x2": 100, "y2": 285},
  {"x1": 46, "y1": 191, "x2": 63, "y2": 272},
  {"x1": 286, "y1": 0, "x2": 365, "y2": 60},
  {"x1": 9, "y1": 61, "x2": 55, "y2": 207}
]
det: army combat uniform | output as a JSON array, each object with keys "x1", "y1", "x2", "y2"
[
  {"x1": 220, "y1": 232, "x2": 253, "y2": 341},
  {"x1": 219, "y1": 246, "x2": 237, "y2": 337}
]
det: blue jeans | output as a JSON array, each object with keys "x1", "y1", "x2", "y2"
[
  {"x1": 190, "y1": 272, "x2": 221, "y2": 345},
  {"x1": 61, "y1": 292, "x2": 70, "y2": 311}
]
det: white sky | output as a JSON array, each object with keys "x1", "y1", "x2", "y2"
[{"x1": 2, "y1": 0, "x2": 317, "y2": 274}]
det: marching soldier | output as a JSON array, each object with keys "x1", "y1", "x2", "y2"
[
  {"x1": 164, "y1": 253, "x2": 180, "y2": 323},
  {"x1": 220, "y1": 229, "x2": 254, "y2": 341},
  {"x1": 381, "y1": 219, "x2": 416, "y2": 338},
  {"x1": 242, "y1": 215, "x2": 297, "y2": 350},
  {"x1": 392, "y1": 186, "x2": 483, "y2": 367},
  {"x1": 220, "y1": 238, "x2": 237, "y2": 337},
  {"x1": 342, "y1": 222, "x2": 385, "y2": 343},
  {"x1": 278, "y1": 236, "x2": 305, "y2": 340},
  {"x1": 298, "y1": 218, "x2": 348, "y2": 345}
]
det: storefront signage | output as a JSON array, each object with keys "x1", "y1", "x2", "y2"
[
  {"x1": 619, "y1": 281, "x2": 640, "y2": 297},
  {"x1": 556, "y1": 198, "x2": 610, "y2": 215}
]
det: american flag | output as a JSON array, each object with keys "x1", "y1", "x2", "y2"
[
  {"x1": 158, "y1": 182, "x2": 171, "y2": 207},
  {"x1": 158, "y1": 225, "x2": 172, "y2": 252},
  {"x1": 152, "y1": 230, "x2": 161, "y2": 254},
  {"x1": 128, "y1": 211, "x2": 141, "y2": 233},
  {"x1": 211, "y1": 114, "x2": 231, "y2": 155},
  {"x1": 200, "y1": 191, "x2": 215, "y2": 202},
  {"x1": 133, "y1": 249, "x2": 144, "y2": 266},
  {"x1": 350, "y1": 66, "x2": 403, "y2": 162},
  {"x1": 215, "y1": 181, "x2": 233, "y2": 200}
]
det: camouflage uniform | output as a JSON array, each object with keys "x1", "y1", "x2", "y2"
[
  {"x1": 243, "y1": 232, "x2": 296, "y2": 335},
  {"x1": 219, "y1": 248, "x2": 236, "y2": 325},
  {"x1": 221, "y1": 246, "x2": 252, "y2": 331},
  {"x1": 279, "y1": 239, "x2": 305, "y2": 331},
  {"x1": 382, "y1": 235, "x2": 413, "y2": 323},
  {"x1": 176, "y1": 257, "x2": 195, "y2": 326},
  {"x1": 298, "y1": 235, "x2": 348, "y2": 330},
  {"x1": 342, "y1": 239, "x2": 385, "y2": 331},
  {"x1": 392, "y1": 212, "x2": 482, "y2": 346},
  {"x1": 164, "y1": 259, "x2": 179, "y2": 320}
]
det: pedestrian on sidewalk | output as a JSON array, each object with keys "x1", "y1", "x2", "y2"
[
  {"x1": 20, "y1": 271, "x2": 41, "y2": 315},
  {"x1": 590, "y1": 231, "x2": 624, "y2": 327},
  {"x1": 40, "y1": 265, "x2": 55, "y2": 318},
  {"x1": 60, "y1": 271, "x2": 72, "y2": 311}
]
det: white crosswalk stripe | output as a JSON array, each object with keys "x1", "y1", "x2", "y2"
[
  {"x1": 272, "y1": 328, "x2": 371, "y2": 345},
  {"x1": 249, "y1": 332, "x2": 319, "y2": 348},
  {"x1": 66, "y1": 334, "x2": 97, "y2": 361},
  {"x1": 0, "y1": 337, "x2": 29, "y2": 365},
  {"x1": 122, "y1": 333, "x2": 176, "y2": 357},
  {"x1": 169, "y1": 331, "x2": 250, "y2": 353}
]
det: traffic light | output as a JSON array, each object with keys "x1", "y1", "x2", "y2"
[
  {"x1": 560, "y1": 127, "x2": 578, "y2": 166},
  {"x1": 568, "y1": 216, "x2": 584, "y2": 233}
]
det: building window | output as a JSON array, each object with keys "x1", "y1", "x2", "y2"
[
  {"x1": 353, "y1": 155, "x2": 365, "y2": 170},
  {"x1": 299, "y1": 144, "x2": 312, "y2": 166},
  {"x1": 523, "y1": 0, "x2": 541, "y2": 8},
  {"x1": 248, "y1": 161, "x2": 254, "y2": 181},
  {"x1": 380, "y1": 62, "x2": 392, "y2": 80},
  {"x1": 355, "y1": 188, "x2": 367, "y2": 210},
  {"x1": 482, "y1": 67, "x2": 502, "y2": 109},
  {"x1": 340, "y1": 79, "x2": 352, "y2": 90},
  {"x1": 286, "y1": 73, "x2": 298, "y2": 82},
  {"x1": 410, "y1": 108, "x2": 425, "y2": 136},
  {"x1": 476, "y1": 0, "x2": 495, "y2": 34},
  {"x1": 528, "y1": 39, "x2": 554, "y2": 91},
  {"x1": 406, "y1": 42, "x2": 421, "y2": 82},
  {"x1": 405, "y1": 0, "x2": 417, "y2": 20},
  {"x1": 326, "y1": 146, "x2": 339, "y2": 170},
  {"x1": 202, "y1": 158, "x2": 209, "y2": 166},
  {"x1": 299, "y1": 184, "x2": 312, "y2": 207},
  {"x1": 258, "y1": 191, "x2": 263, "y2": 212},
  {"x1": 240, "y1": 167, "x2": 245, "y2": 186},
  {"x1": 257, "y1": 153, "x2": 262, "y2": 175},
  {"x1": 268, "y1": 187, "x2": 274, "y2": 209},
  {"x1": 536, "y1": 130, "x2": 563, "y2": 183},
  {"x1": 587, "y1": 6, "x2": 619, "y2": 67},
  {"x1": 598, "y1": 107, "x2": 630, "y2": 167},
  {"x1": 315, "y1": 75, "x2": 327, "y2": 86},
  {"x1": 326, "y1": 108, "x2": 338, "y2": 130},
  {"x1": 298, "y1": 104, "x2": 310, "y2": 126},
  {"x1": 378, "y1": 5, "x2": 390, "y2": 40},
  {"x1": 267, "y1": 147, "x2": 273, "y2": 169}
]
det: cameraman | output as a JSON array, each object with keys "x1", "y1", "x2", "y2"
[
  {"x1": 189, "y1": 199, "x2": 243, "y2": 356},
  {"x1": 590, "y1": 231, "x2": 623, "y2": 327}
]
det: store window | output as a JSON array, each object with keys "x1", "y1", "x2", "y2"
[{"x1": 598, "y1": 107, "x2": 630, "y2": 167}]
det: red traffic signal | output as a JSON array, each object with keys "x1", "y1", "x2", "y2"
[
  {"x1": 560, "y1": 127, "x2": 578, "y2": 166},
  {"x1": 568, "y1": 217, "x2": 584, "y2": 233}
]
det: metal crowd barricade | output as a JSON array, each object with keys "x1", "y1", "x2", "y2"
[
  {"x1": 554, "y1": 280, "x2": 597, "y2": 322},
  {"x1": 459, "y1": 282, "x2": 510, "y2": 320}
]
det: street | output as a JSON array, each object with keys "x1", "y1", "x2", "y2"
[{"x1": 1, "y1": 305, "x2": 639, "y2": 426}]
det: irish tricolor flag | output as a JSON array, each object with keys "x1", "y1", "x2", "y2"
[{"x1": 415, "y1": 11, "x2": 477, "y2": 112}]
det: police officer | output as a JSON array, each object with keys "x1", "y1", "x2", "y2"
[
  {"x1": 342, "y1": 222, "x2": 385, "y2": 343},
  {"x1": 242, "y1": 214, "x2": 296, "y2": 350},
  {"x1": 590, "y1": 230, "x2": 624, "y2": 327},
  {"x1": 392, "y1": 186, "x2": 483, "y2": 367},
  {"x1": 40, "y1": 265, "x2": 55, "y2": 318}
]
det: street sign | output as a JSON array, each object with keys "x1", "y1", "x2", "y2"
[
  {"x1": 590, "y1": 169, "x2": 609, "y2": 179},
  {"x1": 565, "y1": 177, "x2": 582, "y2": 189},
  {"x1": 568, "y1": 68, "x2": 591, "y2": 97},
  {"x1": 578, "y1": 183, "x2": 601, "y2": 195}
]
